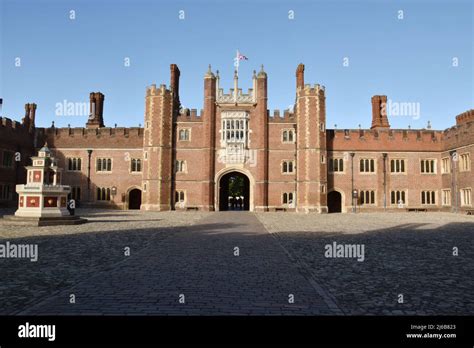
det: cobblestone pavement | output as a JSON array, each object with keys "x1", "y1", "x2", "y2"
[
  {"x1": 3, "y1": 211, "x2": 336, "y2": 315},
  {"x1": 257, "y1": 212, "x2": 474, "y2": 315},
  {"x1": 0, "y1": 209, "x2": 206, "y2": 315},
  {"x1": 2, "y1": 210, "x2": 472, "y2": 315}
]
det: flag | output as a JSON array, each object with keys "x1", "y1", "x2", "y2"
[
  {"x1": 238, "y1": 52, "x2": 248, "y2": 61},
  {"x1": 234, "y1": 50, "x2": 248, "y2": 69}
]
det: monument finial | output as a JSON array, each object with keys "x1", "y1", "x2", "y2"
[
  {"x1": 205, "y1": 64, "x2": 215, "y2": 78},
  {"x1": 257, "y1": 64, "x2": 267, "y2": 78}
]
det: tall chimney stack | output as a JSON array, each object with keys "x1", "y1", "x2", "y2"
[
  {"x1": 170, "y1": 64, "x2": 181, "y2": 113},
  {"x1": 371, "y1": 95, "x2": 390, "y2": 129},
  {"x1": 86, "y1": 92, "x2": 105, "y2": 128},
  {"x1": 296, "y1": 63, "x2": 305, "y2": 90}
]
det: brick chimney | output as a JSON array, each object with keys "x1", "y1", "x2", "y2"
[
  {"x1": 86, "y1": 92, "x2": 105, "y2": 128},
  {"x1": 371, "y1": 95, "x2": 390, "y2": 129},
  {"x1": 23, "y1": 103, "x2": 36, "y2": 132},
  {"x1": 296, "y1": 63, "x2": 305, "y2": 90}
]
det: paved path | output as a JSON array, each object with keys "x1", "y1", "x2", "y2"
[{"x1": 20, "y1": 212, "x2": 339, "y2": 315}]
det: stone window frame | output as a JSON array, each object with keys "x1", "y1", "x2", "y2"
[
  {"x1": 282, "y1": 192, "x2": 295, "y2": 205},
  {"x1": 130, "y1": 158, "x2": 142, "y2": 173},
  {"x1": 281, "y1": 160, "x2": 295, "y2": 174},
  {"x1": 420, "y1": 158, "x2": 437, "y2": 174},
  {"x1": 421, "y1": 190, "x2": 437, "y2": 205},
  {"x1": 96, "y1": 187, "x2": 111, "y2": 201},
  {"x1": 281, "y1": 129, "x2": 296, "y2": 144},
  {"x1": 390, "y1": 190, "x2": 408, "y2": 206},
  {"x1": 359, "y1": 158, "x2": 376, "y2": 174},
  {"x1": 1, "y1": 150, "x2": 15, "y2": 169},
  {"x1": 328, "y1": 157, "x2": 345, "y2": 173},
  {"x1": 359, "y1": 190, "x2": 376, "y2": 206},
  {"x1": 460, "y1": 187, "x2": 472, "y2": 207},
  {"x1": 441, "y1": 157, "x2": 451, "y2": 174},
  {"x1": 0, "y1": 183, "x2": 12, "y2": 200},
  {"x1": 175, "y1": 190, "x2": 186, "y2": 203},
  {"x1": 96, "y1": 157, "x2": 112, "y2": 173},
  {"x1": 389, "y1": 158, "x2": 407, "y2": 175},
  {"x1": 66, "y1": 157, "x2": 82, "y2": 172},
  {"x1": 178, "y1": 128, "x2": 191, "y2": 142},
  {"x1": 459, "y1": 153, "x2": 471, "y2": 172},
  {"x1": 441, "y1": 189, "x2": 451, "y2": 206},
  {"x1": 68, "y1": 186, "x2": 82, "y2": 201},
  {"x1": 175, "y1": 160, "x2": 187, "y2": 174},
  {"x1": 220, "y1": 112, "x2": 250, "y2": 147}
]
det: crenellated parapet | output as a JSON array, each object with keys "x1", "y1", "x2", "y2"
[
  {"x1": 1, "y1": 117, "x2": 22, "y2": 129},
  {"x1": 327, "y1": 128, "x2": 443, "y2": 151},
  {"x1": 38, "y1": 126, "x2": 144, "y2": 148},
  {"x1": 146, "y1": 84, "x2": 171, "y2": 97},
  {"x1": 442, "y1": 116, "x2": 474, "y2": 151},
  {"x1": 455, "y1": 109, "x2": 474, "y2": 125},
  {"x1": 176, "y1": 108, "x2": 203, "y2": 122},
  {"x1": 268, "y1": 109, "x2": 295, "y2": 123},
  {"x1": 301, "y1": 83, "x2": 326, "y2": 95}
]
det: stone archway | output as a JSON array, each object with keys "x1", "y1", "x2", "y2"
[
  {"x1": 128, "y1": 188, "x2": 142, "y2": 210},
  {"x1": 217, "y1": 171, "x2": 251, "y2": 211},
  {"x1": 327, "y1": 190, "x2": 342, "y2": 213}
]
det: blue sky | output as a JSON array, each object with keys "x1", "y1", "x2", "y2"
[{"x1": 1, "y1": 0, "x2": 472, "y2": 129}]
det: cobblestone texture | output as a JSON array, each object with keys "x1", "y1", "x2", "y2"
[
  {"x1": 257, "y1": 212, "x2": 474, "y2": 315},
  {"x1": 0, "y1": 209, "x2": 205, "y2": 315},
  {"x1": 1, "y1": 210, "x2": 472, "y2": 315},
  {"x1": 2, "y1": 211, "x2": 334, "y2": 315}
]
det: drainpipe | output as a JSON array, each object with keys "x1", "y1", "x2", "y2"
[
  {"x1": 87, "y1": 149, "x2": 93, "y2": 202},
  {"x1": 382, "y1": 153, "x2": 387, "y2": 210},
  {"x1": 350, "y1": 152, "x2": 355, "y2": 213},
  {"x1": 450, "y1": 150, "x2": 457, "y2": 213}
]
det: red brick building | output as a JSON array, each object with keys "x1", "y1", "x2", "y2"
[{"x1": 1, "y1": 64, "x2": 472, "y2": 213}]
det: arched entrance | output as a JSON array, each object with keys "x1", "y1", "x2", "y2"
[
  {"x1": 218, "y1": 171, "x2": 250, "y2": 211},
  {"x1": 128, "y1": 188, "x2": 142, "y2": 210},
  {"x1": 327, "y1": 190, "x2": 342, "y2": 213}
]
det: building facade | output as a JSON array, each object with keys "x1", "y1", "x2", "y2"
[{"x1": 0, "y1": 64, "x2": 473, "y2": 213}]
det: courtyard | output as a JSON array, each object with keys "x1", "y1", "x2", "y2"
[{"x1": 0, "y1": 210, "x2": 472, "y2": 315}]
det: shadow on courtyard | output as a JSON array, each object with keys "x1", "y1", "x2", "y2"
[{"x1": 0, "y1": 212, "x2": 472, "y2": 316}]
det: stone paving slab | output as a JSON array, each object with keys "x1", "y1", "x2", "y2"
[{"x1": 16, "y1": 212, "x2": 336, "y2": 315}]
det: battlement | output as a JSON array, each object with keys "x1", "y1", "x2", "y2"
[
  {"x1": 39, "y1": 126, "x2": 144, "y2": 149},
  {"x1": 146, "y1": 84, "x2": 171, "y2": 96},
  {"x1": 327, "y1": 128, "x2": 444, "y2": 151},
  {"x1": 455, "y1": 109, "x2": 474, "y2": 125},
  {"x1": 442, "y1": 117, "x2": 474, "y2": 150},
  {"x1": 1, "y1": 117, "x2": 27, "y2": 131},
  {"x1": 329, "y1": 128, "x2": 441, "y2": 142},
  {"x1": 268, "y1": 109, "x2": 295, "y2": 122},
  {"x1": 45, "y1": 126, "x2": 143, "y2": 137},
  {"x1": 302, "y1": 84, "x2": 325, "y2": 95},
  {"x1": 176, "y1": 108, "x2": 203, "y2": 122}
]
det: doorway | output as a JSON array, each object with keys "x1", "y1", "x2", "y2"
[{"x1": 218, "y1": 172, "x2": 250, "y2": 211}]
